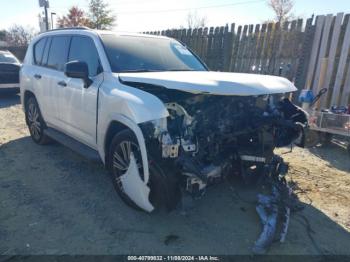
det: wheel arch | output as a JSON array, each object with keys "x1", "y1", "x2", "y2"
[
  {"x1": 101, "y1": 115, "x2": 150, "y2": 185},
  {"x1": 23, "y1": 90, "x2": 35, "y2": 105}
]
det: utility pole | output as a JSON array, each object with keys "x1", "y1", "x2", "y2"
[
  {"x1": 51, "y1": 12, "x2": 56, "y2": 30},
  {"x1": 39, "y1": 0, "x2": 50, "y2": 31},
  {"x1": 44, "y1": 4, "x2": 48, "y2": 30}
]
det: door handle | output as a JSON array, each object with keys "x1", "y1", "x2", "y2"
[
  {"x1": 34, "y1": 74, "x2": 42, "y2": 79},
  {"x1": 58, "y1": 81, "x2": 67, "y2": 87}
]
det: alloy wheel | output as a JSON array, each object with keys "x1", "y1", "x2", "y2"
[
  {"x1": 27, "y1": 102, "x2": 41, "y2": 141},
  {"x1": 112, "y1": 140, "x2": 143, "y2": 191}
]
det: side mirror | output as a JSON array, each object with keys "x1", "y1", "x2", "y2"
[{"x1": 64, "y1": 61, "x2": 93, "y2": 88}]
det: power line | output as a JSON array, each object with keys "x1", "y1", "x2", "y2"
[
  {"x1": 52, "y1": 0, "x2": 265, "y2": 15},
  {"x1": 113, "y1": 0, "x2": 265, "y2": 15}
]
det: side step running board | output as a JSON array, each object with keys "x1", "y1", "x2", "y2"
[{"x1": 45, "y1": 128, "x2": 101, "y2": 162}]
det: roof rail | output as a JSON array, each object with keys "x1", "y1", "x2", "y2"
[{"x1": 46, "y1": 26, "x2": 91, "y2": 32}]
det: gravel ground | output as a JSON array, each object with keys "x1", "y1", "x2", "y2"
[{"x1": 0, "y1": 93, "x2": 350, "y2": 255}]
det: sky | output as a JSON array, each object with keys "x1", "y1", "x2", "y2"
[{"x1": 0, "y1": 0, "x2": 350, "y2": 32}]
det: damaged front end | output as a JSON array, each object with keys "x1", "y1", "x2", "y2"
[
  {"x1": 140, "y1": 93, "x2": 307, "y2": 194},
  {"x1": 137, "y1": 89, "x2": 307, "y2": 253}
]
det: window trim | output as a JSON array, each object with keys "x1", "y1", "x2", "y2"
[{"x1": 33, "y1": 34, "x2": 104, "y2": 75}]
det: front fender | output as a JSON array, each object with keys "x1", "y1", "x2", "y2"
[
  {"x1": 98, "y1": 113, "x2": 154, "y2": 212},
  {"x1": 109, "y1": 83, "x2": 169, "y2": 124},
  {"x1": 98, "y1": 113, "x2": 150, "y2": 182}
]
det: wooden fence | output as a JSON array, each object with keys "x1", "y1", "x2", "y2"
[{"x1": 145, "y1": 13, "x2": 350, "y2": 108}]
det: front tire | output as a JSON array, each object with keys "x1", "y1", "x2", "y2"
[
  {"x1": 25, "y1": 96, "x2": 51, "y2": 145},
  {"x1": 108, "y1": 129, "x2": 181, "y2": 212}
]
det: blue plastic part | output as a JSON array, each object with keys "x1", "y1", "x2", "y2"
[{"x1": 298, "y1": 89, "x2": 314, "y2": 103}]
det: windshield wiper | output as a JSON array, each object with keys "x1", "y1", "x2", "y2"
[
  {"x1": 119, "y1": 69, "x2": 201, "y2": 73},
  {"x1": 166, "y1": 69, "x2": 196, "y2": 72},
  {"x1": 119, "y1": 69, "x2": 161, "y2": 73}
]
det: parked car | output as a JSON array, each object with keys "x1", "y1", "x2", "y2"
[
  {"x1": 0, "y1": 50, "x2": 21, "y2": 94},
  {"x1": 20, "y1": 28, "x2": 307, "y2": 213}
]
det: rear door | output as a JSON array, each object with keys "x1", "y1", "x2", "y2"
[
  {"x1": 58, "y1": 35, "x2": 103, "y2": 148},
  {"x1": 27, "y1": 37, "x2": 49, "y2": 120},
  {"x1": 43, "y1": 35, "x2": 71, "y2": 128},
  {"x1": 30, "y1": 35, "x2": 71, "y2": 127}
]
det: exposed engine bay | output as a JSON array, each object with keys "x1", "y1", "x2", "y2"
[
  {"x1": 141, "y1": 93, "x2": 307, "y2": 196},
  {"x1": 138, "y1": 90, "x2": 308, "y2": 253}
]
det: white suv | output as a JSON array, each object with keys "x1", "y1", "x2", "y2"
[{"x1": 20, "y1": 28, "x2": 307, "y2": 214}]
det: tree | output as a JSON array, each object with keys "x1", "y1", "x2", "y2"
[
  {"x1": 267, "y1": 0, "x2": 294, "y2": 24},
  {"x1": 88, "y1": 0, "x2": 116, "y2": 30},
  {"x1": 57, "y1": 6, "x2": 92, "y2": 28},
  {"x1": 5, "y1": 25, "x2": 36, "y2": 47},
  {"x1": 186, "y1": 11, "x2": 207, "y2": 29}
]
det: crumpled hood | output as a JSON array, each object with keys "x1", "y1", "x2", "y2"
[{"x1": 118, "y1": 71, "x2": 297, "y2": 96}]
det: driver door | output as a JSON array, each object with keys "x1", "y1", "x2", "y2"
[{"x1": 58, "y1": 36, "x2": 103, "y2": 148}]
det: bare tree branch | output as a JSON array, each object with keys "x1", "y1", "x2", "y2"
[
  {"x1": 267, "y1": 0, "x2": 294, "y2": 24},
  {"x1": 186, "y1": 11, "x2": 207, "y2": 29},
  {"x1": 5, "y1": 25, "x2": 36, "y2": 47}
]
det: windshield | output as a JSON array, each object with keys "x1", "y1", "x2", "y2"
[
  {"x1": 0, "y1": 52, "x2": 19, "y2": 64},
  {"x1": 100, "y1": 34, "x2": 207, "y2": 73}
]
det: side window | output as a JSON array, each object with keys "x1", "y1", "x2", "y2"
[
  {"x1": 41, "y1": 37, "x2": 52, "y2": 66},
  {"x1": 68, "y1": 36, "x2": 102, "y2": 77},
  {"x1": 47, "y1": 36, "x2": 71, "y2": 71},
  {"x1": 33, "y1": 38, "x2": 47, "y2": 65}
]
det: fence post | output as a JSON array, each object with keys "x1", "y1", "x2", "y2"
[
  {"x1": 207, "y1": 27, "x2": 214, "y2": 69},
  {"x1": 305, "y1": 15, "x2": 326, "y2": 89},
  {"x1": 268, "y1": 22, "x2": 280, "y2": 75},
  {"x1": 236, "y1": 25, "x2": 248, "y2": 72},
  {"x1": 255, "y1": 24, "x2": 267, "y2": 74},
  {"x1": 229, "y1": 25, "x2": 241, "y2": 72},
  {"x1": 319, "y1": 13, "x2": 344, "y2": 108},
  {"x1": 242, "y1": 24, "x2": 254, "y2": 73},
  {"x1": 222, "y1": 24, "x2": 233, "y2": 71},
  {"x1": 202, "y1": 27, "x2": 209, "y2": 63},
  {"x1": 331, "y1": 16, "x2": 350, "y2": 106},
  {"x1": 294, "y1": 16, "x2": 315, "y2": 92},
  {"x1": 312, "y1": 14, "x2": 334, "y2": 94},
  {"x1": 247, "y1": 24, "x2": 260, "y2": 73}
]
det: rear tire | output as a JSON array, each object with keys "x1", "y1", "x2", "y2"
[
  {"x1": 25, "y1": 96, "x2": 51, "y2": 145},
  {"x1": 108, "y1": 129, "x2": 181, "y2": 212}
]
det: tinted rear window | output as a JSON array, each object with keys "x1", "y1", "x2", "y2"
[
  {"x1": 41, "y1": 37, "x2": 52, "y2": 66},
  {"x1": 47, "y1": 36, "x2": 71, "y2": 71},
  {"x1": 33, "y1": 38, "x2": 47, "y2": 65}
]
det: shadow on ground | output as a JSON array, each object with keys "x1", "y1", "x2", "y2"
[
  {"x1": 0, "y1": 136, "x2": 350, "y2": 255},
  {"x1": 308, "y1": 142, "x2": 350, "y2": 173},
  {"x1": 0, "y1": 93, "x2": 20, "y2": 109}
]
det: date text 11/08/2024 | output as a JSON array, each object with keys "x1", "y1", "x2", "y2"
[{"x1": 127, "y1": 256, "x2": 220, "y2": 261}]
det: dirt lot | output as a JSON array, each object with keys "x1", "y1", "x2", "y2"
[{"x1": 0, "y1": 94, "x2": 350, "y2": 255}]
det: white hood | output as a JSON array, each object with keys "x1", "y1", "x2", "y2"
[{"x1": 118, "y1": 71, "x2": 297, "y2": 96}]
